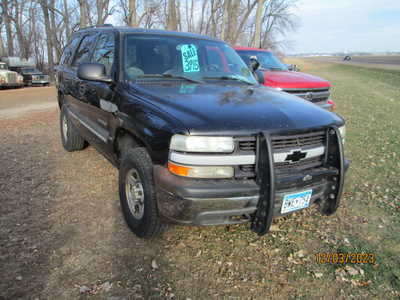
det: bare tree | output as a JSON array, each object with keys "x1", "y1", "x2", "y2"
[
  {"x1": 253, "y1": 0, "x2": 265, "y2": 47},
  {"x1": 260, "y1": 0, "x2": 298, "y2": 50},
  {"x1": 39, "y1": 0, "x2": 55, "y2": 80},
  {"x1": 231, "y1": 0, "x2": 257, "y2": 44},
  {"x1": 166, "y1": 0, "x2": 177, "y2": 30},
  {"x1": 78, "y1": 0, "x2": 88, "y2": 27},
  {"x1": 2, "y1": 0, "x2": 14, "y2": 56},
  {"x1": 96, "y1": 0, "x2": 113, "y2": 25},
  {"x1": 0, "y1": 24, "x2": 6, "y2": 56},
  {"x1": 62, "y1": 0, "x2": 71, "y2": 38},
  {"x1": 128, "y1": 0, "x2": 137, "y2": 26}
]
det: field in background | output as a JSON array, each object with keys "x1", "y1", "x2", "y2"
[
  {"x1": 298, "y1": 55, "x2": 400, "y2": 70},
  {"x1": 1, "y1": 61, "x2": 399, "y2": 299}
]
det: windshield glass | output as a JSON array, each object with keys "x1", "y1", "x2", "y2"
[
  {"x1": 124, "y1": 34, "x2": 257, "y2": 85},
  {"x1": 22, "y1": 68, "x2": 40, "y2": 73},
  {"x1": 237, "y1": 50, "x2": 288, "y2": 71}
]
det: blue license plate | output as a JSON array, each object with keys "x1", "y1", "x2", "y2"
[{"x1": 281, "y1": 189, "x2": 312, "y2": 214}]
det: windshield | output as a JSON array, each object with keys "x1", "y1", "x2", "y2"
[
  {"x1": 237, "y1": 50, "x2": 288, "y2": 71},
  {"x1": 22, "y1": 68, "x2": 40, "y2": 74},
  {"x1": 124, "y1": 34, "x2": 257, "y2": 85}
]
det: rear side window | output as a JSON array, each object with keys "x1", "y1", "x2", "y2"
[
  {"x1": 91, "y1": 33, "x2": 115, "y2": 75},
  {"x1": 60, "y1": 35, "x2": 81, "y2": 65},
  {"x1": 71, "y1": 34, "x2": 97, "y2": 67}
]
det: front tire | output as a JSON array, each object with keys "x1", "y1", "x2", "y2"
[
  {"x1": 119, "y1": 147, "x2": 162, "y2": 238},
  {"x1": 60, "y1": 106, "x2": 85, "y2": 152}
]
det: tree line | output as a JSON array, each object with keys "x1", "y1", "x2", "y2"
[{"x1": 0, "y1": 0, "x2": 297, "y2": 79}]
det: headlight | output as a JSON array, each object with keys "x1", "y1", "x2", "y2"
[
  {"x1": 0, "y1": 76, "x2": 5, "y2": 83},
  {"x1": 338, "y1": 125, "x2": 346, "y2": 144},
  {"x1": 170, "y1": 135, "x2": 234, "y2": 153},
  {"x1": 168, "y1": 162, "x2": 234, "y2": 178},
  {"x1": 18, "y1": 75, "x2": 23, "y2": 82}
]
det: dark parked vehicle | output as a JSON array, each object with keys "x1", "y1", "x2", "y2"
[
  {"x1": 10, "y1": 67, "x2": 50, "y2": 86},
  {"x1": 56, "y1": 26, "x2": 349, "y2": 238}
]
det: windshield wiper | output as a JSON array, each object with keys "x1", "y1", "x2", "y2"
[
  {"x1": 202, "y1": 75, "x2": 254, "y2": 85},
  {"x1": 263, "y1": 67, "x2": 283, "y2": 71},
  {"x1": 137, "y1": 74, "x2": 204, "y2": 84}
]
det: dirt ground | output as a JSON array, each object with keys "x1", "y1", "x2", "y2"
[
  {"x1": 1, "y1": 87, "x2": 172, "y2": 299},
  {"x1": 0, "y1": 77, "x2": 399, "y2": 299}
]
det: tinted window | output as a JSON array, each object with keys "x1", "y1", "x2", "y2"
[
  {"x1": 60, "y1": 35, "x2": 81, "y2": 65},
  {"x1": 71, "y1": 34, "x2": 97, "y2": 67},
  {"x1": 91, "y1": 33, "x2": 115, "y2": 75}
]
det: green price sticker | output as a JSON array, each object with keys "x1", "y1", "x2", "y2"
[{"x1": 180, "y1": 44, "x2": 200, "y2": 73}]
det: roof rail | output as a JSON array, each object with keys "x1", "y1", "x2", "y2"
[{"x1": 78, "y1": 24, "x2": 114, "y2": 31}]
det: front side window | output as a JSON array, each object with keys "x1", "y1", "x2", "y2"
[
  {"x1": 92, "y1": 33, "x2": 115, "y2": 75},
  {"x1": 237, "y1": 50, "x2": 288, "y2": 71},
  {"x1": 60, "y1": 35, "x2": 81, "y2": 65},
  {"x1": 71, "y1": 34, "x2": 97, "y2": 67},
  {"x1": 123, "y1": 34, "x2": 257, "y2": 85}
]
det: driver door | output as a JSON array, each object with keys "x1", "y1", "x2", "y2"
[{"x1": 80, "y1": 32, "x2": 116, "y2": 156}]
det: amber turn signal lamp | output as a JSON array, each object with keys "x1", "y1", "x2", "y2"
[{"x1": 168, "y1": 161, "x2": 190, "y2": 177}]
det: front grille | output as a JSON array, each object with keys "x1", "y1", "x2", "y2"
[
  {"x1": 6, "y1": 73, "x2": 17, "y2": 83},
  {"x1": 235, "y1": 130, "x2": 326, "y2": 178},
  {"x1": 238, "y1": 140, "x2": 256, "y2": 151},
  {"x1": 238, "y1": 131, "x2": 325, "y2": 152},
  {"x1": 271, "y1": 131, "x2": 325, "y2": 150},
  {"x1": 275, "y1": 155, "x2": 323, "y2": 173},
  {"x1": 283, "y1": 88, "x2": 330, "y2": 104},
  {"x1": 240, "y1": 165, "x2": 255, "y2": 172}
]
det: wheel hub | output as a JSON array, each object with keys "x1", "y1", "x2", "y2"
[
  {"x1": 125, "y1": 168, "x2": 145, "y2": 219},
  {"x1": 62, "y1": 115, "x2": 68, "y2": 141}
]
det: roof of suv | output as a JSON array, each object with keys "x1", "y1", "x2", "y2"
[{"x1": 76, "y1": 26, "x2": 221, "y2": 42}]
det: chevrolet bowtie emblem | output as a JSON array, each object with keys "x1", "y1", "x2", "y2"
[
  {"x1": 285, "y1": 150, "x2": 307, "y2": 163},
  {"x1": 305, "y1": 92, "x2": 313, "y2": 100}
]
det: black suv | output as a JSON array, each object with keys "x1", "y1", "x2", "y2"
[{"x1": 56, "y1": 26, "x2": 349, "y2": 238}]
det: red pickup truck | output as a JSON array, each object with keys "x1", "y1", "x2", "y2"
[{"x1": 235, "y1": 47, "x2": 335, "y2": 110}]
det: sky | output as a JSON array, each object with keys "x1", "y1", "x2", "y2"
[{"x1": 285, "y1": 0, "x2": 400, "y2": 54}]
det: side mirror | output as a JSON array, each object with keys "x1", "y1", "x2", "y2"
[
  {"x1": 286, "y1": 64, "x2": 299, "y2": 72},
  {"x1": 77, "y1": 63, "x2": 112, "y2": 83},
  {"x1": 249, "y1": 56, "x2": 260, "y2": 71}
]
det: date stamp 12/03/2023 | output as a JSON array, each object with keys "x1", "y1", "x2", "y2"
[{"x1": 315, "y1": 253, "x2": 376, "y2": 264}]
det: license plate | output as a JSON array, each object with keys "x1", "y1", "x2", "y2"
[{"x1": 281, "y1": 189, "x2": 312, "y2": 214}]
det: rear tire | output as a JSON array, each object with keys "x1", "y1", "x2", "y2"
[
  {"x1": 60, "y1": 106, "x2": 85, "y2": 152},
  {"x1": 119, "y1": 147, "x2": 162, "y2": 238}
]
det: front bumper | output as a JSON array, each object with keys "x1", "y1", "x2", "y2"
[
  {"x1": 30, "y1": 80, "x2": 50, "y2": 85},
  {"x1": 154, "y1": 160, "x2": 349, "y2": 226},
  {"x1": 0, "y1": 82, "x2": 24, "y2": 87}
]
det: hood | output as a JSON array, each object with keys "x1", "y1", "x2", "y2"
[
  {"x1": 262, "y1": 70, "x2": 330, "y2": 89},
  {"x1": 127, "y1": 81, "x2": 343, "y2": 136}
]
